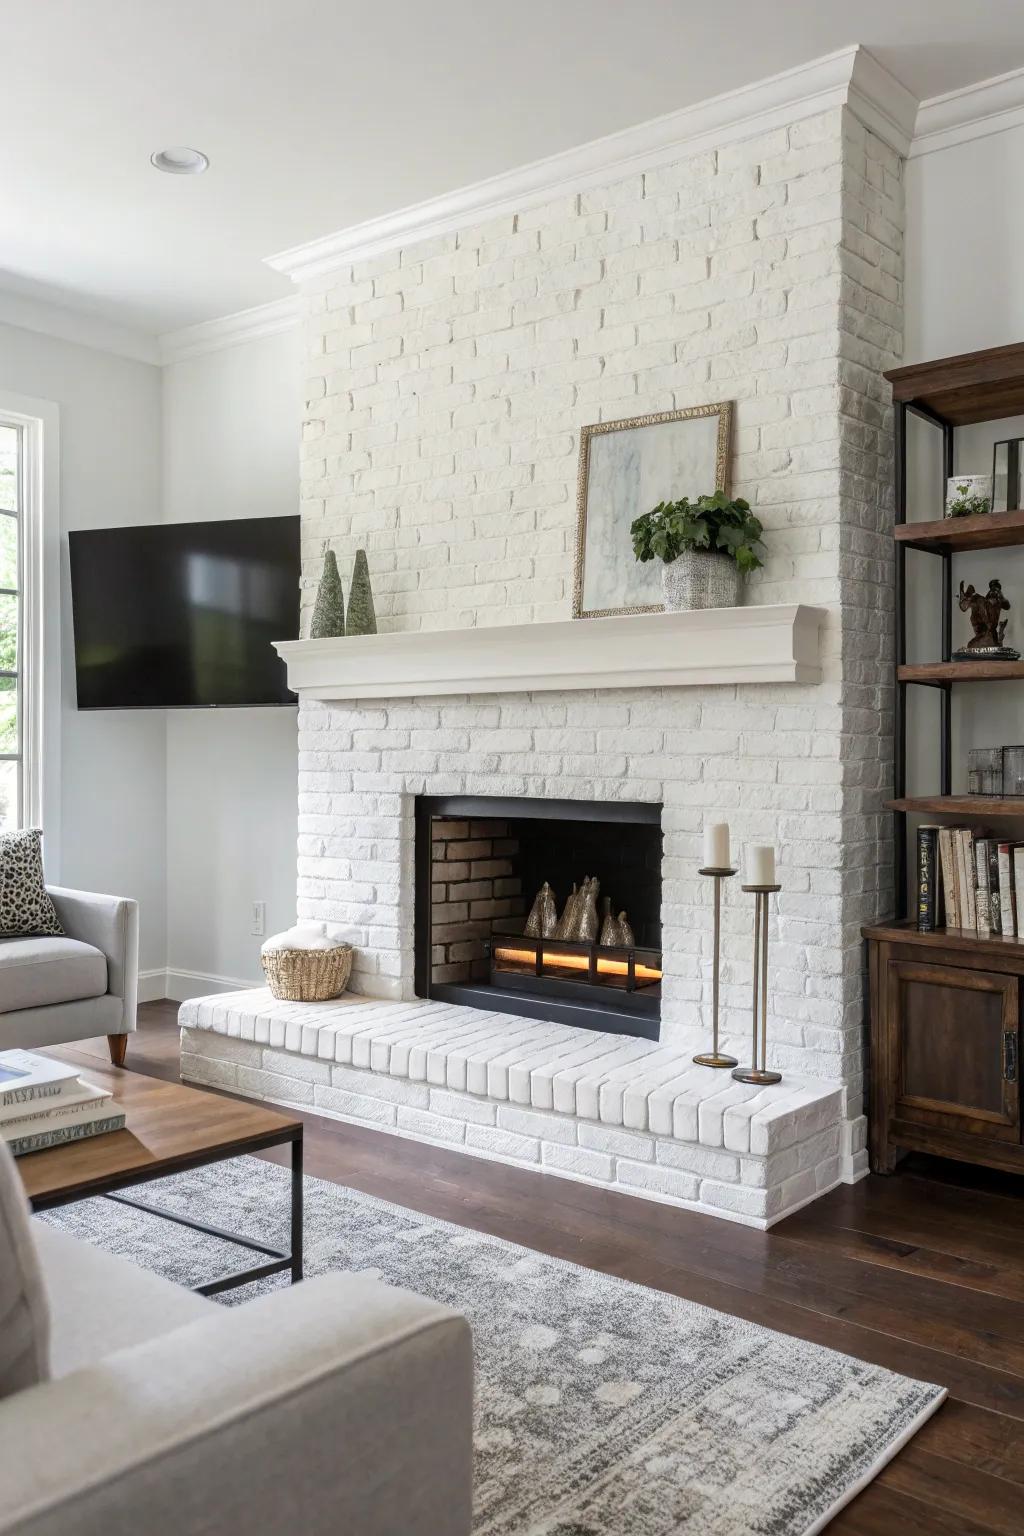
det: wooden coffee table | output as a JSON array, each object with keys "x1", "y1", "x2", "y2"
[{"x1": 18, "y1": 1048, "x2": 303, "y2": 1296}]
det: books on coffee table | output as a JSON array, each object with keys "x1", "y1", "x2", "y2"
[{"x1": 0, "y1": 1049, "x2": 126, "y2": 1156}]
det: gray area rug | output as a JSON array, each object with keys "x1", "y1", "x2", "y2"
[{"x1": 41, "y1": 1157, "x2": 944, "y2": 1535}]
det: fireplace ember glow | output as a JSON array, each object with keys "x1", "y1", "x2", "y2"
[{"x1": 491, "y1": 940, "x2": 662, "y2": 989}]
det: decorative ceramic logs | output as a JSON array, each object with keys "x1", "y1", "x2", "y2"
[
  {"x1": 534, "y1": 878, "x2": 639, "y2": 949},
  {"x1": 553, "y1": 884, "x2": 579, "y2": 940},
  {"x1": 525, "y1": 882, "x2": 560, "y2": 938},
  {"x1": 577, "y1": 878, "x2": 599, "y2": 942},
  {"x1": 524, "y1": 885, "x2": 546, "y2": 937},
  {"x1": 539, "y1": 884, "x2": 559, "y2": 937}
]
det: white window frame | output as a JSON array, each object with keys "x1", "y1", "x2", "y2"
[{"x1": 0, "y1": 392, "x2": 61, "y2": 875}]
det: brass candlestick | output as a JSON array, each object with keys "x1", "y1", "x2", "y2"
[
  {"x1": 693, "y1": 866, "x2": 738, "y2": 1069},
  {"x1": 732, "y1": 883, "x2": 783, "y2": 1086}
]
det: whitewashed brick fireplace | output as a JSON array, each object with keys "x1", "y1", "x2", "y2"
[{"x1": 181, "y1": 48, "x2": 911, "y2": 1227}]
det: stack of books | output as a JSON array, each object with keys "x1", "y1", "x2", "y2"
[
  {"x1": 0, "y1": 1050, "x2": 126, "y2": 1156},
  {"x1": 917, "y1": 825, "x2": 1024, "y2": 938}
]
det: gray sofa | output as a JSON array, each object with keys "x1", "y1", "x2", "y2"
[
  {"x1": 0, "y1": 1140, "x2": 475, "y2": 1536},
  {"x1": 0, "y1": 888, "x2": 138, "y2": 1064}
]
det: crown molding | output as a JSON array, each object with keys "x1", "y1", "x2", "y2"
[
  {"x1": 910, "y1": 65, "x2": 1024, "y2": 158},
  {"x1": 268, "y1": 45, "x2": 915, "y2": 284},
  {"x1": 848, "y1": 48, "x2": 918, "y2": 159},
  {"x1": 0, "y1": 287, "x2": 160, "y2": 365},
  {"x1": 158, "y1": 295, "x2": 300, "y2": 364}
]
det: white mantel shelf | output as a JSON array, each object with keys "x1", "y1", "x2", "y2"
[{"x1": 275, "y1": 605, "x2": 826, "y2": 702}]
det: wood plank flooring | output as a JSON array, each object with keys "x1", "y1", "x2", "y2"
[{"x1": 75, "y1": 1001, "x2": 1024, "y2": 1535}]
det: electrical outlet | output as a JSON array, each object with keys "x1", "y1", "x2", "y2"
[{"x1": 251, "y1": 901, "x2": 266, "y2": 937}]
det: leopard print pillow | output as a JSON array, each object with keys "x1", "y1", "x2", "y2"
[{"x1": 0, "y1": 830, "x2": 63, "y2": 938}]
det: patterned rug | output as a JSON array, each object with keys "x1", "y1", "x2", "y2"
[{"x1": 41, "y1": 1157, "x2": 944, "y2": 1536}]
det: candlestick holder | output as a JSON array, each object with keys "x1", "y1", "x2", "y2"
[
  {"x1": 732, "y1": 883, "x2": 783, "y2": 1086},
  {"x1": 693, "y1": 866, "x2": 738, "y2": 1068}
]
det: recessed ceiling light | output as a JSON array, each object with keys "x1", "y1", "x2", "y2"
[{"x1": 150, "y1": 147, "x2": 209, "y2": 175}]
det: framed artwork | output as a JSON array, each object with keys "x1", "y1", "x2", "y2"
[{"x1": 572, "y1": 402, "x2": 733, "y2": 619}]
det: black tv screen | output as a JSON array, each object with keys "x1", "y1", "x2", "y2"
[{"x1": 70, "y1": 515, "x2": 300, "y2": 708}]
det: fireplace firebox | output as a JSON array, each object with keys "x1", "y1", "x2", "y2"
[{"x1": 414, "y1": 795, "x2": 662, "y2": 1038}]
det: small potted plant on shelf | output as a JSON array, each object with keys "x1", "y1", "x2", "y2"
[
  {"x1": 630, "y1": 491, "x2": 766, "y2": 611},
  {"x1": 945, "y1": 475, "x2": 992, "y2": 519}
]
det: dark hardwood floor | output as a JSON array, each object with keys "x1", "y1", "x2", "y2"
[{"x1": 79, "y1": 1001, "x2": 1024, "y2": 1535}]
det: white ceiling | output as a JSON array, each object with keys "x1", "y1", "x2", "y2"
[{"x1": 4, "y1": 0, "x2": 1024, "y2": 339}]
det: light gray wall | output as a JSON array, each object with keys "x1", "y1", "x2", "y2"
[
  {"x1": 161, "y1": 328, "x2": 301, "y2": 991},
  {"x1": 0, "y1": 319, "x2": 167, "y2": 972}
]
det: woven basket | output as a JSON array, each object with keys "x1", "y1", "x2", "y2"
[{"x1": 261, "y1": 944, "x2": 353, "y2": 1002}]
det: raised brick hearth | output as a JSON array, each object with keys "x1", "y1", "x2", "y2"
[{"x1": 180, "y1": 991, "x2": 846, "y2": 1228}]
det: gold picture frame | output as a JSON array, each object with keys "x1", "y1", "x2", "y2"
[{"x1": 572, "y1": 401, "x2": 733, "y2": 619}]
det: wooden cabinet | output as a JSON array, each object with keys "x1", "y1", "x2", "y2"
[{"x1": 866, "y1": 924, "x2": 1022, "y2": 1174}]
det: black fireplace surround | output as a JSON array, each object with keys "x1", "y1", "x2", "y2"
[{"x1": 414, "y1": 795, "x2": 663, "y2": 1039}]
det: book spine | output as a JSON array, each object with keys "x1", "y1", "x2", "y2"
[
  {"x1": 999, "y1": 842, "x2": 1016, "y2": 937},
  {"x1": 0, "y1": 1082, "x2": 65, "y2": 1111},
  {"x1": 5, "y1": 1113, "x2": 126, "y2": 1158},
  {"x1": 961, "y1": 830, "x2": 979, "y2": 931},
  {"x1": 0, "y1": 1093, "x2": 113, "y2": 1136},
  {"x1": 975, "y1": 838, "x2": 991, "y2": 936},
  {"x1": 989, "y1": 841, "x2": 1003, "y2": 935},
  {"x1": 955, "y1": 831, "x2": 970, "y2": 931},
  {"x1": 938, "y1": 829, "x2": 958, "y2": 929},
  {"x1": 1014, "y1": 848, "x2": 1024, "y2": 946},
  {"x1": 0, "y1": 1084, "x2": 110, "y2": 1127},
  {"x1": 917, "y1": 825, "x2": 940, "y2": 931}
]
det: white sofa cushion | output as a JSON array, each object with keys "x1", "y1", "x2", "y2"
[
  {"x1": 32, "y1": 1223, "x2": 212, "y2": 1377},
  {"x1": 0, "y1": 1140, "x2": 50, "y2": 1399},
  {"x1": 0, "y1": 936, "x2": 107, "y2": 1014}
]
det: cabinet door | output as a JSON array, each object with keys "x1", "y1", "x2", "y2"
[{"x1": 890, "y1": 960, "x2": 1020, "y2": 1141}]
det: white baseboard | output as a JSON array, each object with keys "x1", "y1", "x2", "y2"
[
  {"x1": 138, "y1": 967, "x2": 262, "y2": 1005},
  {"x1": 137, "y1": 969, "x2": 170, "y2": 1004},
  {"x1": 165, "y1": 968, "x2": 262, "y2": 1004}
]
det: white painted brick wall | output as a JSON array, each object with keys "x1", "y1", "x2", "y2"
[{"x1": 294, "y1": 104, "x2": 904, "y2": 1165}]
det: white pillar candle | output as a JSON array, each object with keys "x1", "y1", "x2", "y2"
[
  {"x1": 703, "y1": 823, "x2": 730, "y2": 869},
  {"x1": 745, "y1": 845, "x2": 776, "y2": 886}
]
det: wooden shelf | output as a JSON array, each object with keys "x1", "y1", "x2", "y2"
[
  {"x1": 899, "y1": 660, "x2": 1024, "y2": 683},
  {"x1": 886, "y1": 342, "x2": 1024, "y2": 425},
  {"x1": 895, "y1": 507, "x2": 1024, "y2": 553},
  {"x1": 862, "y1": 918, "x2": 1024, "y2": 959},
  {"x1": 887, "y1": 794, "x2": 1024, "y2": 816}
]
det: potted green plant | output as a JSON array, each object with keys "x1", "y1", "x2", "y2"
[{"x1": 630, "y1": 491, "x2": 766, "y2": 611}]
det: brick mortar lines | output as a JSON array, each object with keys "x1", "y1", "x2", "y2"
[
  {"x1": 180, "y1": 1028, "x2": 845, "y2": 1227},
  {"x1": 292, "y1": 104, "x2": 905, "y2": 1127}
]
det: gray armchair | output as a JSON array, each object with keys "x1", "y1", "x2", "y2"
[
  {"x1": 0, "y1": 888, "x2": 138, "y2": 1065},
  {"x1": 0, "y1": 1142, "x2": 475, "y2": 1536}
]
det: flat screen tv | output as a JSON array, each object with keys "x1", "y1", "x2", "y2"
[{"x1": 69, "y1": 515, "x2": 300, "y2": 708}]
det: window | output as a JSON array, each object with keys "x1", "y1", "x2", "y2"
[
  {"x1": 0, "y1": 423, "x2": 20, "y2": 828},
  {"x1": 0, "y1": 395, "x2": 58, "y2": 849}
]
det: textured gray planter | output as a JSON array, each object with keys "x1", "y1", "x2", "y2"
[{"x1": 661, "y1": 550, "x2": 742, "y2": 611}]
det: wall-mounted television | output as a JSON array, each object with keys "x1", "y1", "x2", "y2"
[{"x1": 69, "y1": 515, "x2": 300, "y2": 709}]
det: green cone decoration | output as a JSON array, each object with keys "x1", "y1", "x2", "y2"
[
  {"x1": 310, "y1": 548, "x2": 345, "y2": 638},
  {"x1": 346, "y1": 548, "x2": 377, "y2": 636}
]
